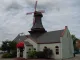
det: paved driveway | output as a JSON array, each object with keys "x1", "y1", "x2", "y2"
[
  {"x1": 0, "y1": 54, "x2": 80, "y2": 60},
  {"x1": 0, "y1": 58, "x2": 14, "y2": 60},
  {"x1": 64, "y1": 54, "x2": 80, "y2": 60},
  {"x1": 56, "y1": 54, "x2": 80, "y2": 60}
]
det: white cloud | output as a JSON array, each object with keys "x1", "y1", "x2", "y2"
[{"x1": 0, "y1": 0, "x2": 80, "y2": 43}]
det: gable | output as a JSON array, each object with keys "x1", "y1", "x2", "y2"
[
  {"x1": 24, "y1": 38, "x2": 38, "y2": 50},
  {"x1": 62, "y1": 26, "x2": 71, "y2": 38},
  {"x1": 25, "y1": 42, "x2": 32, "y2": 46},
  {"x1": 61, "y1": 27, "x2": 74, "y2": 58}
]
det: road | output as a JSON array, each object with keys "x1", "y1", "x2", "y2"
[
  {"x1": 65, "y1": 54, "x2": 80, "y2": 60},
  {"x1": 0, "y1": 54, "x2": 80, "y2": 60}
]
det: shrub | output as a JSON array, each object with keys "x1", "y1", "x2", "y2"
[
  {"x1": 27, "y1": 47, "x2": 53, "y2": 59},
  {"x1": 43, "y1": 46, "x2": 53, "y2": 58},
  {"x1": 2, "y1": 53, "x2": 12, "y2": 58},
  {"x1": 27, "y1": 48, "x2": 37, "y2": 58},
  {"x1": 36, "y1": 51, "x2": 45, "y2": 58},
  {"x1": 2, "y1": 50, "x2": 17, "y2": 58},
  {"x1": 11, "y1": 50, "x2": 17, "y2": 57}
]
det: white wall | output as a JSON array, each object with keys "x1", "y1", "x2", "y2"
[
  {"x1": 61, "y1": 28, "x2": 74, "y2": 59},
  {"x1": 17, "y1": 48, "x2": 20, "y2": 57},
  {"x1": 23, "y1": 44, "x2": 27, "y2": 58},
  {"x1": 39, "y1": 43, "x2": 62, "y2": 59},
  {"x1": 23, "y1": 38, "x2": 39, "y2": 58},
  {"x1": 24, "y1": 38, "x2": 38, "y2": 51}
]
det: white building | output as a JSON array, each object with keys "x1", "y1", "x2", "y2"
[{"x1": 16, "y1": 11, "x2": 74, "y2": 59}]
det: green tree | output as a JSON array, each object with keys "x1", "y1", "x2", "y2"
[
  {"x1": 72, "y1": 35, "x2": 78, "y2": 41},
  {"x1": 1, "y1": 41, "x2": 10, "y2": 52},
  {"x1": 1, "y1": 41, "x2": 17, "y2": 58},
  {"x1": 1, "y1": 41, "x2": 17, "y2": 53},
  {"x1": 9, "y1": 41, "x2": 17, "y2": 57},
  {"x1": 9, "y1": 41, "x2": 17, "y2": 50},
  {"x1": 71, "y1": 35, "x2": 79, "y2": 53}
]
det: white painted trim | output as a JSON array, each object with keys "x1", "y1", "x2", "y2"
[{"x1": 17, "y1": 48, "x2": 20, "y2": 57}]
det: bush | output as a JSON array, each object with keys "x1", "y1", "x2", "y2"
[
  {"x1": 27, "y1": 49, "x2": 37, "y2": 58},
  {"x1": 43, "y1": 47, "x2": 53, "y2": 58},
  {"x1": 11, "y1": 50, "x2": 17, "y2": 57},
  {"x1": 27, "y1": 47, "x2": 53, "y2": 59},
  {"x1": 2, "y1": 53, "x2": 12, "y2": 58},
  {"x1": 36, "y1": 51, "x2": 45, "y2": 58},
  {"x1": 2, "y1": 50, "x2": 17, "y2": 58}
]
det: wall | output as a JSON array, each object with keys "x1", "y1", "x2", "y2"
[
  {"x1": 39, "y1": 43, "x2": 62, "y2": 59},
  {"x1": 23, "y1": 38, "x2": 38, "y2": 58},
  {"x1": 23, "y1": 44, "x2": 33, "y2": 58},
  {"x1": 17, "y1": 48, "x2": 20, "y2": 57},
  {"x1": 61, "y1": 28, "x2": 74, "y2": 59},
  {"x1": 23, "y1": 44, "x2": 27, "y2": 58},
  {"x1": 24, "y1": 38, "x2": 38, "y2": 51}
]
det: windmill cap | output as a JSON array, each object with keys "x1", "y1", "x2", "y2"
[{"x1": 34, "y1": 11, "x2": 43, "y2": 17}]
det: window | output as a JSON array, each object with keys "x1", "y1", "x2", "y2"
[{"x1": 55, "y1": 46, "x2": 59, "y2": 55}]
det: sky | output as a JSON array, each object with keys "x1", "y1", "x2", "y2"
[{"x1": 0, "y1": 0, "x2": 80, "y2": 44}]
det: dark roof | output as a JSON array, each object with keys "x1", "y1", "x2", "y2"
[
  {"x1": 13, "y1": 34, "x2": 27, "y2": 43},
  {"x1": 28, "y1": 29, "x2": 64, "y2": 44},
  {"x1": 13, "y1": 29, "x2": 64, "y2": 44},
  {"x1": 37, "y1": 30, "x2": 64, "y2": 43}
]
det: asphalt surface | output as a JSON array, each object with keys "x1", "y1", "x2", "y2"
[{"x1": 0, "y1": 54, "x2": 80, "y2": 60}]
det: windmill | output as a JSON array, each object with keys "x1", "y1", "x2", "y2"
[
  {"x1": 27, "y1": 0, "x2": 47, "y2": 36},
  {"x1": 26, "y1": 0, "x2": 45, "y2": 25}
]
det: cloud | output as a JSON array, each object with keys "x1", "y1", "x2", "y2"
[{"x1": 0, "y1": 0, "x2": 80, "y2": 44}]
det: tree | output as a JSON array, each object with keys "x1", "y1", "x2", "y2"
[
  {"x1": 71, "y1": 35, "x2": 79, "y2": 53},
  {"x1": 9, "y1": 41, "x2": 17, "y2": 50},
  {"x1": 1, "y1": 41, "x2": 17, "y2": 53},
  {"x1": 1, "y1": 41, "x2": 10, "y2": 52},
  {"x1": 9, "y1": 41, "x2": 17, "y2": 57},
  {"x1": 71, "y1": 35, "x2": 79, "y2": 41},
  {"x1": 1, "y1": 41, "x2": 17, "y2": 58}
]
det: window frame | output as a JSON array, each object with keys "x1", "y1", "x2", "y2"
[{"x1": 55, "y1": 46, "x2": 59, "y2": 55}]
